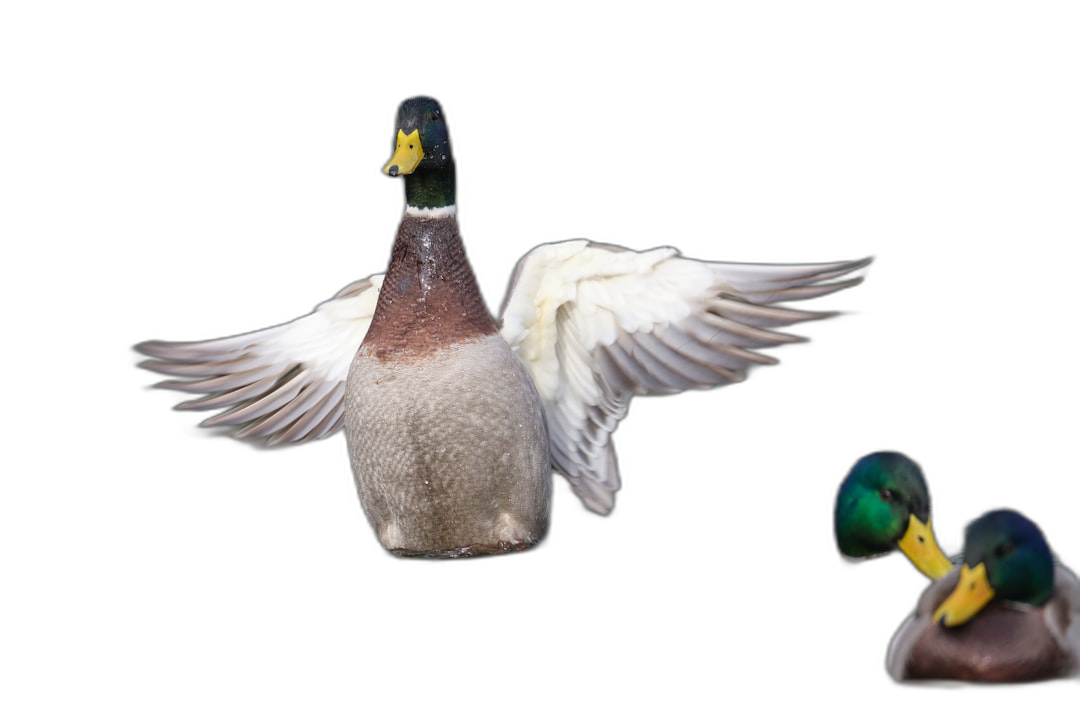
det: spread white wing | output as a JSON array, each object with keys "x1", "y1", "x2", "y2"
[
  {"x1": 136, "y1": 275, "x2": 383, "y2": 445},
  {"x1": 498, "y1": 240, "x2": 870, "y2": 514}
]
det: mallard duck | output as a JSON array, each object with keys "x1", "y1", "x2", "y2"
[
  {"x1": 835, "y1": 451, "x2": 953, "y2": 579},
  {"x1": 887, "y1": 509, "x2": 1080, "y2": 681},
  {"x1": 137, "y1": 96, "x2": 870, "y2": 558}
]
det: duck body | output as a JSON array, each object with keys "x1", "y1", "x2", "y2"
[
  {"x1": 346, "y1": 211, "x2": 550, "y2": 557},
  {"x1": 887, "y1": 564, "x2": 1080, "y2": 682},
  {"x1": 136, "y1": 96, "x2": 871, "y2": 557}
]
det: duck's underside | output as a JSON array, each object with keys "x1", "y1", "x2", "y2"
[{"x1": 346, "y1": 334, "x2": 551, "y2": 557}]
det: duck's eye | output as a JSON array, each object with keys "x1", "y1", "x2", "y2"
[
  {"x1": 994, "y1": 542, "x2": 1014, "y2": 558},
  {"x1": 879, "y1": 488, "x2": 894, "y2": 501}
]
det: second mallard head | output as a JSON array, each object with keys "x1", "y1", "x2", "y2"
[
  {"x1": 835, "y1": 451, "x2": 953, "y2": 579},
  {"x1": 933, "y1": 509, "x2": 1056, "y2": 626}
]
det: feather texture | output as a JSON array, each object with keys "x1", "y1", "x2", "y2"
[
  {"x1": 498, "y1": 240, "x2": 869, "y2": 513},
  {"x1": 137, "y1": 241, "x2": 867, "y2": 512},
  {"x1": 136, "y1": 275, "x2": 382, "y2": 445}
]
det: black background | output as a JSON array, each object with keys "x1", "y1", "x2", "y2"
[{"x1": 97, "y1": 26, "x2": 1075, "y2": 708}]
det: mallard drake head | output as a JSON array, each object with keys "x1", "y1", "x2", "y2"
[
  {"x1": 934, "y1": 509, "x2": 1056, "y2": 627},
  {"x1": 835, "y1": 451, "x2": 953, "y2": 579},
  {"x1": 383, "y1": 96, "x2": 454, "y2": 211}
]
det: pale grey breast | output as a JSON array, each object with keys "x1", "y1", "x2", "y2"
[{"x1": 345, "y1": 334, "x2": 551, "y2": 558}]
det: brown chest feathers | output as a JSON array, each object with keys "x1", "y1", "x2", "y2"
[{"x1": 361, "y1": 214, "x2": 497, "y2": 358}]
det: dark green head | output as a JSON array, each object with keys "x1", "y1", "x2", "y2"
[
  {"x1": 836, "y1": 451, "x2": 932, "y2": 556},
  {"x1": 934, "y1": 509, "x2": 1056, "y2": 627},
  {"x1": 964, "y1": 510, "x2": 1054, "y2": 606},
  {"x1": 835, "y1": 451, "x2": 952, "y2": 579},
  {"x1": 383, "y1": 96, "x2": 455, "y2": 209}
]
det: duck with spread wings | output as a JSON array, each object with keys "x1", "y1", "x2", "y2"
[{"x1": 137, "y1": 97, "x2": 870, "y2": 558}]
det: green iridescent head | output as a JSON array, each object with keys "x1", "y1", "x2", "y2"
[
  {"x1": 383, "y1": 96, "x2": 455, "y2": 209},
  {"x1": 934, "y1": 509, "x2": 1056, "y2": 627},
  {"x1": 835, "y1": 451, "x2": 952, "y2": 579}
]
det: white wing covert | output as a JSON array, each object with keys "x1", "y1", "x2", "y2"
[
  {"x1": 136, "y1": 275, "x2": 384, "y2": 445},
  {"x1": 498, "y1": 240, "x2": 869, "y2": 515}
]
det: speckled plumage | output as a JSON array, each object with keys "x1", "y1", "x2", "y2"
[
  {"x1": 360, "y1": 214, "x2": 494, "y2": 358},
  {"x1": 347, "y1": 332, "x2": 550, "y2": 557},
  {"x1": 343, "y1": 212, "x2": 550, "y2": 556}
]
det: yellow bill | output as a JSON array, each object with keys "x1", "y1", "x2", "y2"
[
  {"x1": 896, "y1": 515, "x2": 953, "y2": 580},
  {"x1": 933, "y1": 562, "x2": 995, "y2": 627},
  {"x1": 384, "y1": 129, "x2": 424, "y2": 176}
]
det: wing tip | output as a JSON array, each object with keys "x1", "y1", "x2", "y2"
[
  {"x1": 134, "y1": 340, "x2": 167, "y2": 358},
  {"x1": 584, "y1": 497, "x2": 615, "y2": 516}
]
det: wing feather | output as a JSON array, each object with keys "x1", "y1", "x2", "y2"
[
  {"x1": 136, "y1": 275, "x2": 383, "y2": 445},
  {"x1": 499, "y1": 240, "x2": 869, "y2": 514}
]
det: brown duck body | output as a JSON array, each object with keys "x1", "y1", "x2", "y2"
[
  {"x1": 887, "y1": 565, "x2": 1080, "y2": 682},
  {"x1": 344, "y1": 212, "x2": 551, "y2": 557}
]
